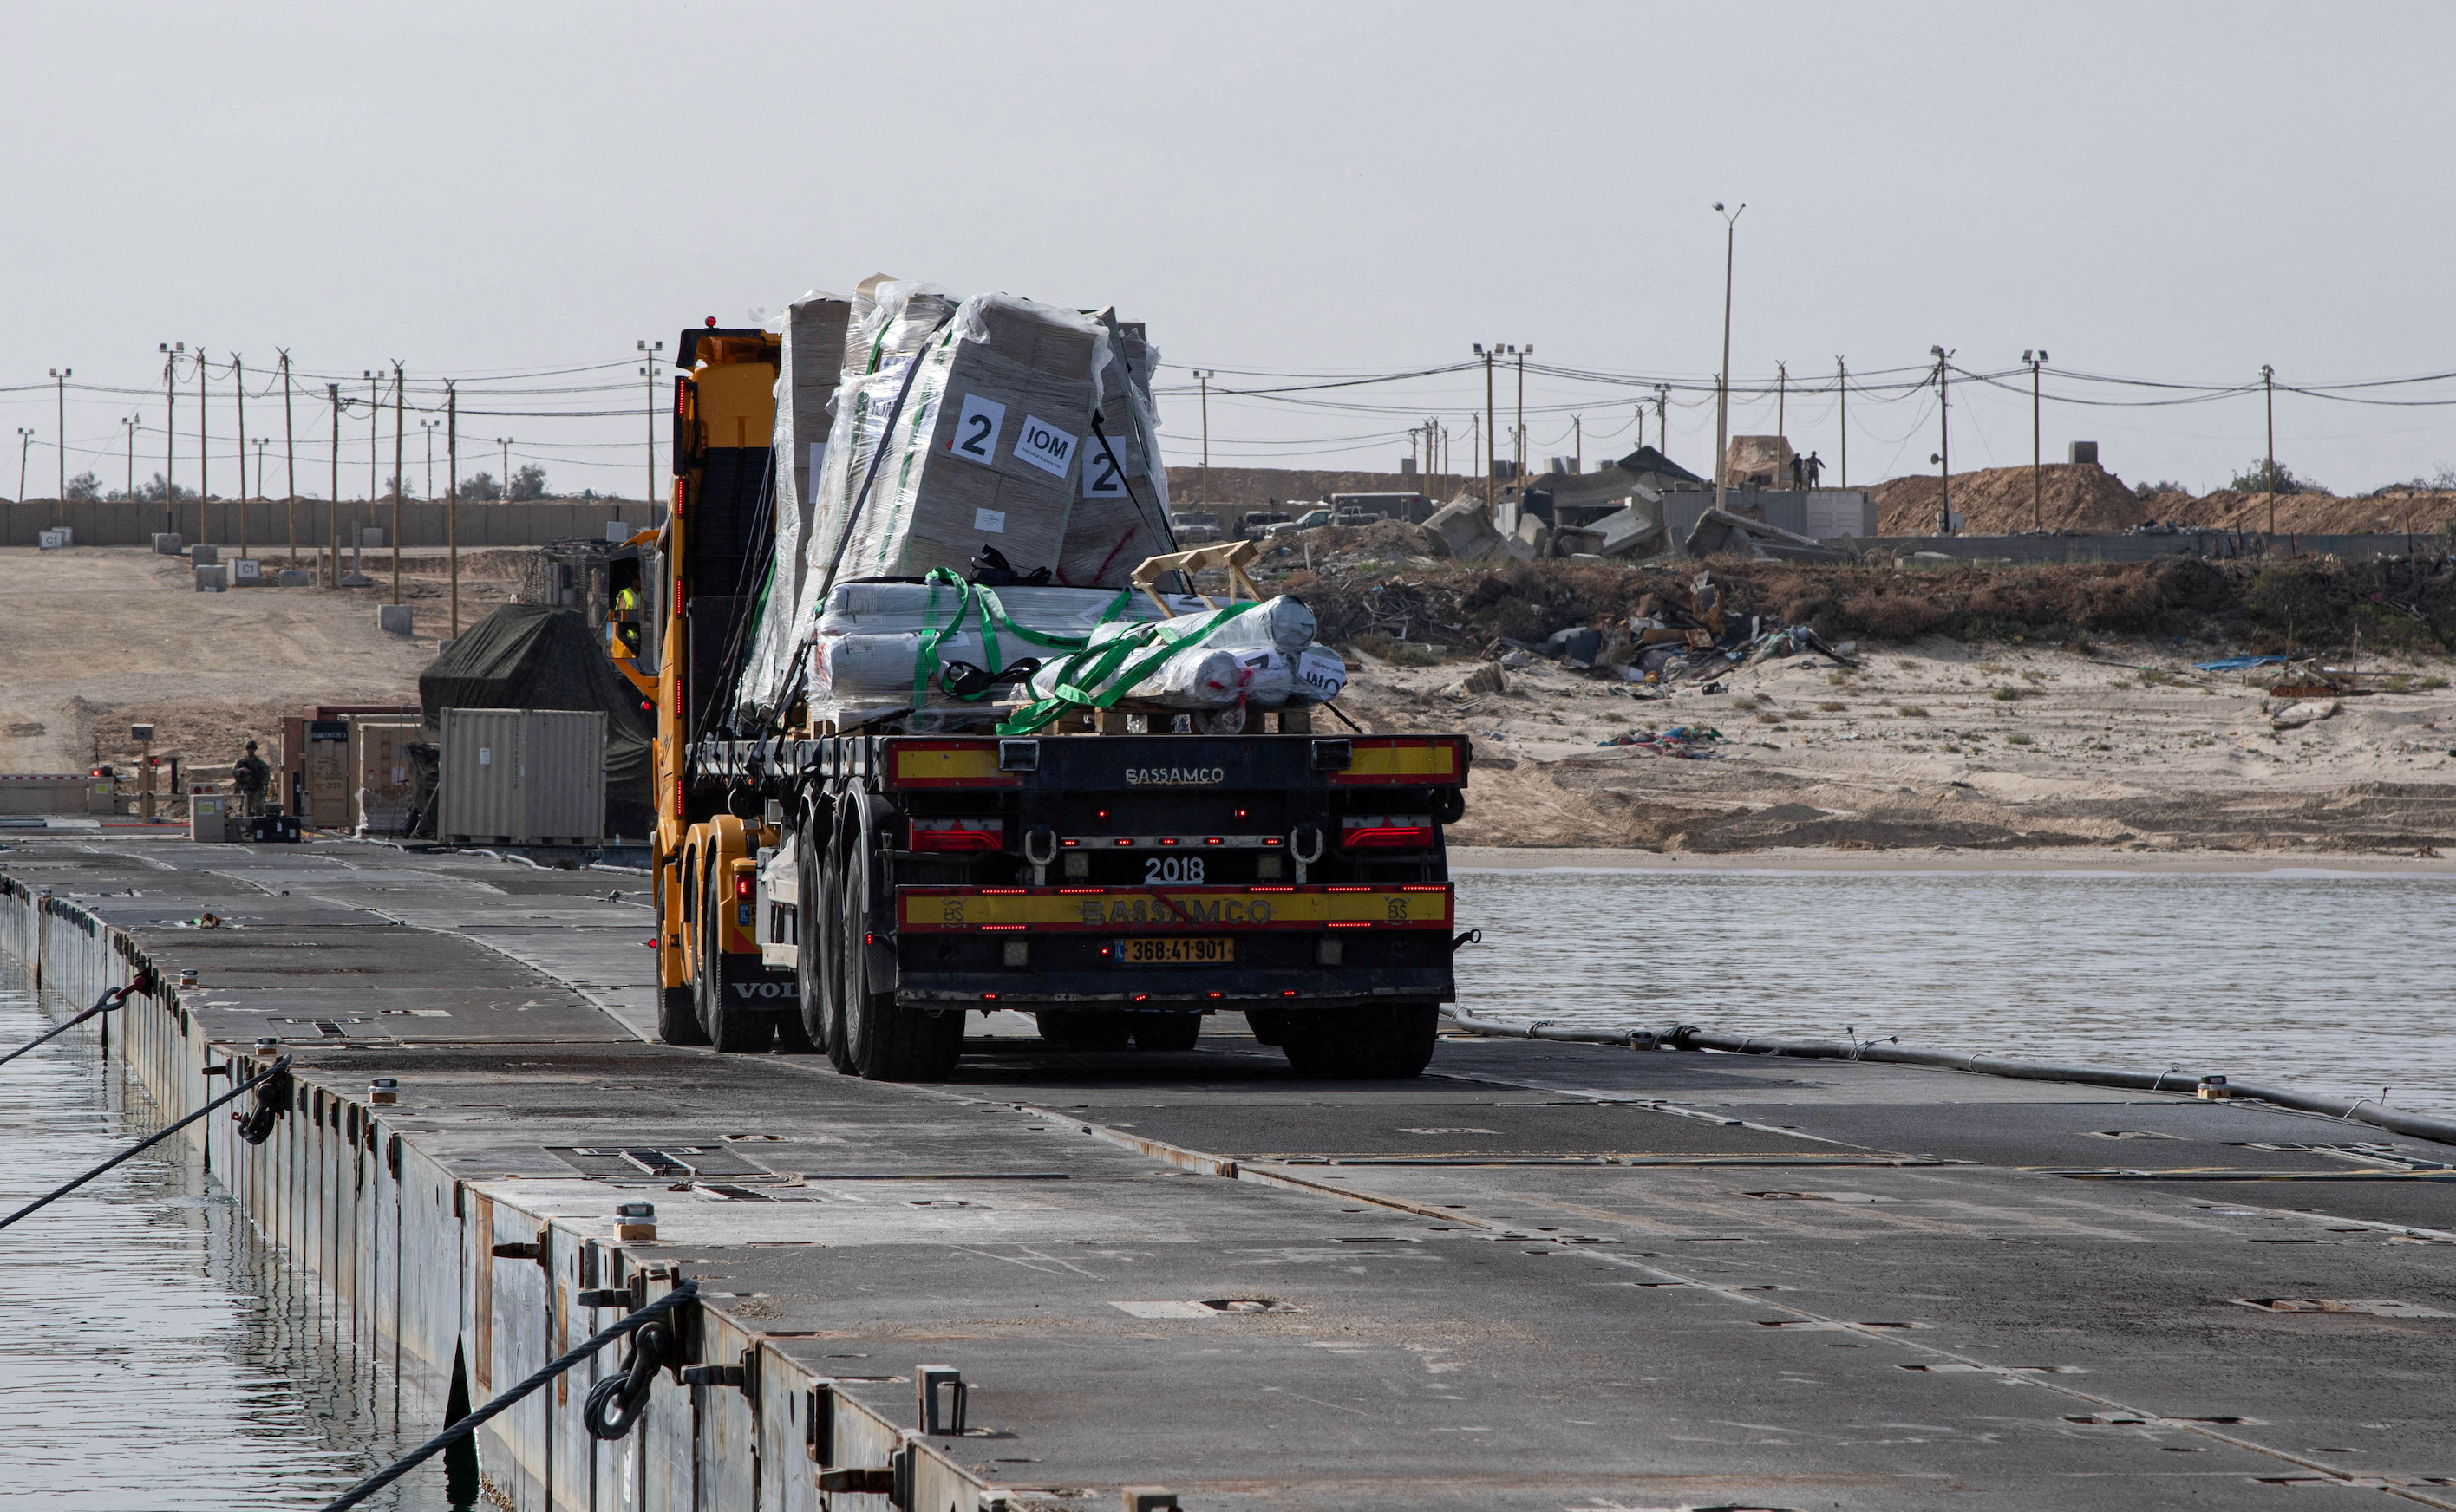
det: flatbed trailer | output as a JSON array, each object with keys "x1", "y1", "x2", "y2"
[{"x1": 629, "y1": 317, "x2": 1473, "y2": 1080}]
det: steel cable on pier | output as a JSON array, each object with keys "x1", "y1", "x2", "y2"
[
  {"x1": 0, "y1": 973, "x2": 154, "y2": 1069},
  {"x1": 0, "y1": 1053, "x2": 291, "y2": 1232},
  {"x1": 316, "y1": 1280, "x2": 699, "y2": 1512}
]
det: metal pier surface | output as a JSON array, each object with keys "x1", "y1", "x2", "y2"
[{"x1": 4, "y1": 836, "x2": 2453, "y2": 1511}]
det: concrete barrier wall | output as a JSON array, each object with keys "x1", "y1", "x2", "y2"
[
  {"x1": 0, "y1": 871, "x2": 964, "y2": 1512},
  {"x1": 0, "y1": 499, "x2": 660, "y2": 549}
]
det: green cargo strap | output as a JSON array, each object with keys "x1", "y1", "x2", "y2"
[
  {"x1": 996, "y1": 600, "x2": 1262, "y2": 735},
  {"x1": 911, "y1": 572, "x2": 1140, "y2": 705}
]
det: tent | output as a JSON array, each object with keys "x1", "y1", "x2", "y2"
[{"x1": 417, "y1": 604, "x2": 654, "y2": 839}]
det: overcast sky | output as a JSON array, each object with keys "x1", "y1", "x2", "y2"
[{"x1": 5, "y1": 2, "x2": 2453, "y2": 502}]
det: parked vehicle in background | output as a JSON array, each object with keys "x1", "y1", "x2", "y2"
[
  {"x1": 1168, "y1": 510, "x2": 1225, "y2": 544},
  {"x1": 1329, "y1": 492, "x2": 1431, "y2": 524},
  {"x1": 1238, "y1": 509, "x2": 1291, "y2": 540},
  {"x1": 1263, "y1": 507, "x2": 1333, "y2": 538}
]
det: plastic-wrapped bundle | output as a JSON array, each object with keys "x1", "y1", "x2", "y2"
[
  {"x1": 1023, "y1": 645, "x2": 1244, "y2": 709},
  {"x1": 736, "y1": 290, "x2": 852, "y2": 721},
  {"x1": 1081, "y1": 595, "x2": 1317, "y2": 657}
]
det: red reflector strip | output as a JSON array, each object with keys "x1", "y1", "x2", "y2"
[
  {"x1": 1204, "y1": 837, "x2": 1222, "y2": 845},
  {"x1": 1206, "y1": 992, "x2": 1223, "y2": 999},
  {"x1": 981, "y1": 924, "x2": 1027, "y2": 931},
  {"x1": 1133, "y1": 994, "x2": 1149, "y2": 1002},
  {"x1": 1264, "y1": 837, "x2": 1282, "y2": 847},
  {"x1": 1401, "y1": 884, "x2": 1448, "y2": 892},
  {"x1": 1327, "y1": 921, "x2": 1373, "y2": 929},
  {"x1": 1159, "y1": 837, "x2": 1178, "y2": 846},
  {"x1": 1250, "y1": 886, "x2": 1294, "y2": 893},
  {"x1": 1056, "y1": 887, "x2": 1105, "y2": 895},
  {"x1": 981, "y1": 993, "x2": 998, "y2": 1000},
  {"x1": 979, "y1": 888, "x2": 1027, "y2": 895},
  {"x1": 1325, "y1": 885, "x2": 1371, "y2": 893},
  {"x1": 1340, "y1": 826, "x2": 1434, "y2": 850},
  {"x1": 1061, "y1": 839, "x2": 1079, "y2": 847},
  {"x1": 1114, "y1": 838, "x2": 1132, "y2": 846},
  {"x1": 1282, "y1": 989, "x2": 1297, "y2": 996}
]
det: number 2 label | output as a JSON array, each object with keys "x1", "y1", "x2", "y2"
[
  {"x1": 1144, "y1": 856, "x2": 1204, "y2": 884},
  {"x1": 950, "y1": 394, "x2": 1006, "y2": 466},
  {"x1": 1082, "y1": 440, "x2": 1128, "y2": 499}
]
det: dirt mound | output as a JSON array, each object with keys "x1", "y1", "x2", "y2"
[
  {"x1": 1283, "y1": 554, "x2": 2456, "y2": 655},
  {"x1": 2145, "y1": 489, "x2": 2456, "y2": 537},
  {"x1": 1871, "y1": 463, "x2": 2144, "y2": 535}
]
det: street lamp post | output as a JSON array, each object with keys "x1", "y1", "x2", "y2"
[
  {"x1": 123, "y1": 415, "x2": 139, "y2": 502},
  {"x1": 14, "y1": 429, "x2": 32, "y2": 505},
  {"x1": 1473, "y1": 345, "x2": 1498, "y2": 518},
  {"x1": 1711, "y1": 201, "x2": 1745, "y2": 515},
  {"x1": 158, "y1": 342, "x2": 181, "y2": 536},
  {"x1": 2262, "y1": 364, "x2": 2277, "y2": 535},
  {"x1": 1513, "y1": 345, "x2": 1532, "y2": 489},
  {"x1": 2022, "y1": 349, "x2": 2049, "y2": 532},
  {"x1": 498, "y1": 438, "x2": 513, "y2": 502},
  {"x1": 421, "y1": 419, "x2": 438, "y2": 501},
  {"x1": 637, "y1": 338, "x2": 664, "y2": 520}
]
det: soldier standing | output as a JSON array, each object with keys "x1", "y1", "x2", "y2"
[{"x1": 232, "y1": 741, "x2": 271, "y2": 817}]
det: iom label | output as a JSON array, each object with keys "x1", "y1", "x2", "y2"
[
  {"x1": 1012, "y1": 414, "x2": 1079, "y2": 479},
  {"x1": 950, "y1": 394, "x2": 1005, "y2": 466}
]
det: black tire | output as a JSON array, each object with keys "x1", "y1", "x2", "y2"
[
  {"x1": 822, "y1": 807, "x2": 856, "y2": 1074},
  {"x1": 839, "y1": 797, "x2": 963, "y2": 1082},
  {"x1": 1241, "y1": 1008, "x2": 1287, "y2": 1047},
  {"x1": 1131, "y1": 1013, "x2": 1203, "y2": 1052},
  {"x1": 1279, "y1": 1004, "x2": 1438, "y2": 1079},
  {"x1": 654, "y1": 887, "x2": 709, "y2": 1046},
  {"x1": 794, "y1": 809, "x2": 832, "y2": 1059},
  {"x1": 699, "y1": 861, "x2": 771, "y2": 1054},
  {"x1": 1036, "y1": 1010, "x2": 1133, "y2": 1050},
  {"x1": 656, "y1": 985, "x2": 709, "y2": 1046}
]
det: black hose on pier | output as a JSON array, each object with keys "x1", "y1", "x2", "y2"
[{"x1": 316, "y1": 1280, "x2": 699, "y2": 1512}]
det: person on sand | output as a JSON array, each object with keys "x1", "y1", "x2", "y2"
[{"x1": 232, "y1": 741, "x2": 271, "y2": 817}]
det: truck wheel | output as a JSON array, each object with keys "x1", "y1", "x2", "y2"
[
  {"x1": 794, "y1": 810, "x2": 833, "y2": 1059},
  {"x1": 1280, "y1": 1005, "x2": 1438, "y2": 1079},
  {"x1": 698, "y1": 861, "x2": 771, "y2": 1053},
  {"x1": 839, "y1": 798, "x2": 962, "y2": 1081},
  {"x1": 1132, "y1": 1013, "x2": 1203, "y2": 1052},
  {"x1": 821, "y1": 807, "x2": 857, "y2": 1073},
  {"x1": 1241, "y1": 1009, "x2": 1287, "y2": 1047},
  {"x1": 654, "y1": 893, "x2": 709, "y2": 1046},
  {"x1": 656, "y1": 986, "x2": 709, "y2": 1046}
]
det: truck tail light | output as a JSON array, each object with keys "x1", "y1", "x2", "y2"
[
  {"x1": 733, "y1": 874, "x2": 753, "y2": 899},
  {"x1": 1340, "y1": 815, "x2": 1435, "y2": 850},
  {"x1": 911, "y1": 818, "x2": 1005, "y2": 853}
]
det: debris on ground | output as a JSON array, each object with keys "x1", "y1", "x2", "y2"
[{"x1": 1596, "y1": 724, "x2": 1723, "y2": 757}]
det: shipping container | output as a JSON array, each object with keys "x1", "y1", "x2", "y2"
[{"x1": 438, "y1": 708, "x2": 606, "y2": 845}]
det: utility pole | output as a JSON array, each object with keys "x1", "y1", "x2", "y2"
[
  {"x1": 421, "y1": 419, "x2": 437, "y2": 500},
  {"x1": 1503, "y1": 343, "x2": 1522, "y2": 483},
  {"x1": 49, "y1": 368, "x2": 69, "y2": 512},
  {"x1": 1572, "y1": 414, "x2": 1582, "y2": 473},
  {"x1": 1192, "y1": 370, "x2": 1213, "y2": 512},
  {"x1": 2262, "y1": 364, "x2": 2276, "y2": 535},
  {"x1": 1712, "y1": 201, "x2": 1744, "y2": 512},
  {"x1": 122, "y1": 415, "x2": 138, "y2": 502},
  {"x1": 278, "y1": 349, "x2": 296, "y2": 568},
  {"x1": 498, "y1": 437, "x2": 512, "y2": 502},
  {"x1": 233, "y1": 355, "x2": 247, "y2": 558},
  {"x1": 1654, "y1": 385, "x2": 1669, "y2": 462},
  {"x1": 1473, "y1": 344, "x2": 1497, "y2": 518},
  {"x1": 326, "y1": 384, "x2": 341, "y2": 586},
  {"x1": 13, "y1": 430, "x2": 30, "y2": 505},
  {"x1": 1834, "y1": 358, "x2": 1847, "y2": 489},
  {"x1": 447, "y1": 382, "x2": 460, "y2": 640},
  {"x1": 1930, "y1": 345, "x2": 1954, "y2": 534},
  {"x1": 2023, "y1": 349, "x2": 2049, "y2": 532},
  {"x1": 637, "y1": 338, "x2": 664, "y2": 515},
  {"x1": 391, "y1": 361, "x2": 404, "y2": 606},
  {"x1": 195, "y1": 348, "x2": 209, "y2": 547},
  {"x1": 1775, "y1": 360, "x2": 1787, "y2": 483},
  {"x1": 158, "y1": 343, "x2": 180, "y2": 537}
]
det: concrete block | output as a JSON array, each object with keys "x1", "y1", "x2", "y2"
[
  {"x1": 1591, "y1": 503, "x2": 1668, "y2": 558},
  {"x1": 191, "y1": 543, "x2": 219, "y2": 565},
  {"x1": 37, "y1": 527, "x2": 71, "y2": 550},
  {"x1": 1550, "y1": 525, "x2": 1604, "y2": 557},
  {"x1": 277, "y1": 570, "x2": 313, "y2": 587},
  {"x1": 376, "y1": 604, "x2": 414, "y2": 635},
  {"x1": 360, "y1": 527, "x2": 387, "y2": 549},
  {"x1": 152, "y1": 532, "x2": 183, "y2": 555},
  {"x1": 1423, "y1": 497, "x2": 1506, "y2": 562},
  {"x1": 193, "y1": 564, "x2": 228, "y2": 591}
]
